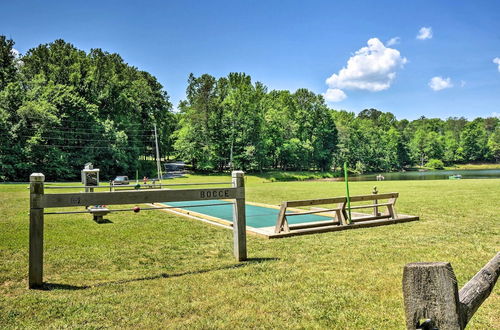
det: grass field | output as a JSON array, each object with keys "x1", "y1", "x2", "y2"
[{"x1": 1, "y1": 175, "x2": 499, "y2": 329}]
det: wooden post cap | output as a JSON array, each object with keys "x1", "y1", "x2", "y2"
[
  {"x1": 30, "y1": 173, "x2": 45, "y2": 182},
  {"x1": 232, "y1": 170, "x2": 245, "y2": 177}
]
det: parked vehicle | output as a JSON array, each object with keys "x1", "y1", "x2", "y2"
[{"x1": 112, "y1": 176, "x2": 129, "y2": 185}]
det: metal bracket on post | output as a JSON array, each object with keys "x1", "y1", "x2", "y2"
[
  {"x1": 29, "y1": 173, "x2": 45, "y2": 289},
  {"x1": 232, "y1": 170, "x2": 247, "y2": 261}
]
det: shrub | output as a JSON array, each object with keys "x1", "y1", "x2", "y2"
[{"x1": 425, "y1": 159, "x2": 445, "y2": 170}]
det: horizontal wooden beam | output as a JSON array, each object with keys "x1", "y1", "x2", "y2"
[
  {"x1": 269, "y1": 216, "x2": 418, "y2": 238},
  {"x1": 285, "y1": 207, "x2": 340, "y2": 216},
  {"x1": 349, "y1": 192, "x2": 398, "y2": 202},
  {"x1": 285, "y1": 197, "x2": 346, "y2": 208},
  {"x1": 348, "y1": 202, "x2": 392, "y2": 210},
  {"x1": 282, "y1": 193, "x2": 398, "y2": 208},
  {"x1": 458, "y1": 252, "x2": 500, "y2": 328},
  {"x1": 41, "y1": 187, "x2": 242, "y2": 208}
]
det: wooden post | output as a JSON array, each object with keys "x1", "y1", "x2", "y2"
[
  {"x1": 403, "y1": 262, "x2": 461, "y2": 329},
  {"x1": 387, "y1": 197, "x2": 397, "y2": 219},
  {"x1": 274, "y1": 202, "x2": 289, "y2": 233},
  {"x1": 232, "y1": 171, "x2": 247, "y2": 261},
  {"x1": 29, "y1": 173, "x2": 45, "y2": 289},
  {"x1": 403, "y1": 252, "x2": 500, "y2": 329},
  {"x1": 372, "y1": 186, "x2": 379, "y2": 216}
]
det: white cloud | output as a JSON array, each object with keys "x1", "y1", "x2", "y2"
[
  {"x1": 386, "y1": 37, "x2": 400, "y2": 46},
  {"x1": 325, "y1": 38, "x2": 407, "y2": 92},
  {"x1": 493, "y1": 57, "x2": 500, "y2": 72},
  {"x1": 417, "y1": 27, "x2": 433, "y2": 40},
  {"x1": 491, "y1": 112, "x2": 499, "y2": 118},
  {"x1": 324, "y1": 88, "x2": 347, "y2": 102},
  {"x1": 429, "y1": 76, "x2": 453, "y2": 91},
  {"x1": 11, "y1": 48, "x2": 20, "y2": 58}
]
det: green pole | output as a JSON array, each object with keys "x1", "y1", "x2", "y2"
[
  {"x1": 136, "y1": 169, "x2": 139, "y2": 184},
  {"x1": 344, "y1": 162, "x2": 352, "y2": 224}
]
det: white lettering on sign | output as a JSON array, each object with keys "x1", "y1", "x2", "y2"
[{"x1": 200, "y1": 190, "x2": 230, "y2": 199}]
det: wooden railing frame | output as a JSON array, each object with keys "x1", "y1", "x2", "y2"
[
  {"x1": 274, "y1": 193, "x2": 399, "y2": 234},
  {"x1": 402, "y1": 252, "x2": 500, "y2": 329},
  {"x1": 28, "y1": 171, "x2": 247, "y2": 289}
]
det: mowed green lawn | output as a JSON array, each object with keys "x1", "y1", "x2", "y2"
[{"x1": 0, "y1": 175, "x2": 499, "y2": 329}]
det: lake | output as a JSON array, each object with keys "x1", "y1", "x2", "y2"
[{"x1": 345, "y1": 169, "x2": 500, "y2": 181}]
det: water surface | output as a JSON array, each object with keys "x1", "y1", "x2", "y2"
[{"x1": 347, "y1": 169, "x2": 500, "y2": 181}]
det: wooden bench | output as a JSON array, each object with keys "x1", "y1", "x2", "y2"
[{"x1": 274, "y1": 192, "x2": 399, "y2": 234}]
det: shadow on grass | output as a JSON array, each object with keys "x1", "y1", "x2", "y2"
[
  {"x1": 95, "y1": 218, "x2": 113, "y2": 224},
  {"x1": 39, "y1": 257, "x2": 279, "y2": 291}
]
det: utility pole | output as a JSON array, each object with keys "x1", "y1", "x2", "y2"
[{"x1": 153, "y1": 123, "x2": 162, "y2": 182}]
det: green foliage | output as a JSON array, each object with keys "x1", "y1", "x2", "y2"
[
  {"x1": 0, "y1": 37, "x2": 175, "y2": 181},
  {"x1": 1, "y1": 35, "x2": 498, "y2": 181},
  {"x1": 487, "y1": 126, "x2": 500, "y2": 162},
  {"x1": 460, "y1": 121, "x2": 489, "y2": 161},
  {"x1": 174, "y1": 74, "x2": 338, "y2": 172},
  {"x1": 425, "y1": 158, "x2": 445, "y2": 169}
]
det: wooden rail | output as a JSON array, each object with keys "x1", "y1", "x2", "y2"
[
  {"x1": 402, "y1": 252, "x2": 500, "y2": 329},
  {"x1": 28, "y1": 171, "x2": 247, "y2": 289},
  {"x1": 274, "y1": 193, "x2": 399, "y2": 234}
]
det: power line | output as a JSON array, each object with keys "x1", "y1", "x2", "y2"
[
  {"x1": 59, "y1": 118, "x2": 147, "y2": 126},
  {"x1": 0, "y1": 132, "x2": 155, "y2": 140},
  {"x1": 4, "y1": 129, "x2": 155, "y2": 136},
  {"x1": 33, "y1": 144, "x2": 153, "y2": 150}
]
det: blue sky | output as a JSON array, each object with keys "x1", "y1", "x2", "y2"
[{"x1": 2, "y1": 0, "x2": 499, "y2": 120}]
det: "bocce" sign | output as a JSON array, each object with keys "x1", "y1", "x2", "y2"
[{"x1": 199, "y1": 189, "x2": 231, "y2": 199}]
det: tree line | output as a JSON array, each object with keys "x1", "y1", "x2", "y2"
[
  {"x1": 1, "y1": 36, "x2": 499, "y2": 181},
  {"x1": 174, "y1": 75, "x2": 499, "y2": 172},
  {"x1": 0, "y1": 36, "x2": 175, "y2": 181}
]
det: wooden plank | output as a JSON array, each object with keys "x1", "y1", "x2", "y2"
[
  {"x1": 41, "y1": 187, "x2": 241, "y2": 208},
  {"x1": 348, "y1": 192, "x2": 398, "y2": 202},
  {"x1": 232, "y1": 171, "x2": 247, "y2": 262},
  {"x1": 403, "y1": 262, "x2": 461, "y2": 330},
  {"x1": 351, "y1": 214, "x2": 391, "y2": 222},
  {"x1": 267, "y1": 216, "x2": 418, "y2": 238},
  {"x1": 288, "y1": 220, "x2": 341, "y2": 230},
  {"x1": 29, "y1": 173, "x2": 45, "y2": 289},
  {"x1": 285, "y1": 197, "x2": 347, "y2": 208},
  {"x1": 274, "y1": 202, "x2": 288, "y2": 233},
  {"x1": 348, "y1": 202, "x2": 392, "y2": 210},
  {"x1": 285, "y1": 207, "x2": 341, "y2": 216},
  {"x1": 387, "y1": 197, "x2": 397, "y2": 219},
  {"x1": 458, "y1": 252, "x2": 500, "y2": 328}
]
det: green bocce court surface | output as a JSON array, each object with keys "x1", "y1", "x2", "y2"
[{"x1": 161, "y1": 200, "x2": 328, "y2": 228}]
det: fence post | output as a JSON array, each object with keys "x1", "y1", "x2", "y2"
[
  {"x1": 29, "y1": 173, "x2": 45, "y2": 289},
  {"x1": 232, "y1": 170, "x2": 247, "y2": 261},
  {"x1": 402, "y1": 253, "x2": 500, "y2": 329},
  {"x1": 372, "y1": 186, "x2": 379, "y2": 216},
  {"x1": 402, "y1": 262, "x2": 461, "y2": 329}
]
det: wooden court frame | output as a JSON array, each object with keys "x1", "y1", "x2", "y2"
[
  {"x1": 155, "y1": 194, "x2": 419, "y2": 239},
  {"x1": 28, "y1": 171, "x2": 247, "y2": 289}
]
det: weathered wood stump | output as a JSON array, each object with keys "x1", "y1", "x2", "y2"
[{"x1": 402, "y1": 252, "x2": 500, "y2": 329}]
